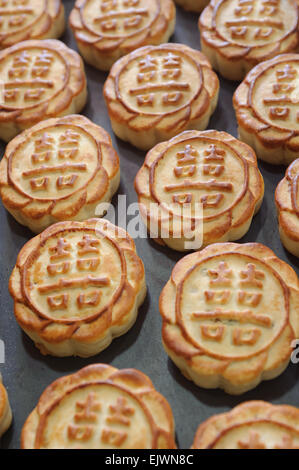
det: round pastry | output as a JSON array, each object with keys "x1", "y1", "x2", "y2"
[
  {"x1": 0, "y1": 114, "x2": 120, "y2": 233},
  {"x1": 160, "y1": 242, "x2": 299, "y2": 395},
  {"x1": 174, "y1": 0, "x2": 208, "y2": 13},
  {"x1": 103, "y1": 43, "x2": 219, "y2": 151},
  {"x1": 199, "y1": 0, "x2": 299, "y2": 81},
  {"x1": 0, "y1": 39, "x2": 87, "y2": 142},
  {"x1": 21, "y1": 364, "x2": 176, "y2": 449},
  {"x1": 192, "y1": 401, "x2": 299, "y2": 449},
  {"x1": 0, "y1": 375, "x2": 12, "y2": 438},
  {"x1": 69, "y1": 0, "x2": 176, "y2": 71},
  {"x1": 0, "y1": 0, "x2": 65, "y2": 49},
  {"x1": 275, "y1": 159, "x2": 299, "y2": 256},
  {"x1": 234, "y1": 54, "x2": 299, "y2": 165},
  {"x1": 135, "y1": 130, "x2": 264, "y2": 252},
  {"x1": 9, "y1": 218, "x2": 146, "y2": 357}
]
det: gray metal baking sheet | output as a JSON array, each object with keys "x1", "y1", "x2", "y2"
[{"x1": 1, "y1": 0, "x2": 299, "y2": 450}]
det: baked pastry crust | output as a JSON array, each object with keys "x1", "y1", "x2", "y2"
[
  {"x1": 0, "y1": 114, "x2": 120, "y2": 233},
  {"x1": 0, "y1": 375, "x2": 12, "y2": 438},
  {"x1": 69, "y1": 0, "x2": 176, "y2": 71},
  {"x1": 192, "y1": 401, "x2": 299, "y2": 449},
  {"x1": 0, "y1": 39, "x2": 87, "y2": 142},
  {"x1": 199, "y1": 0, "x2": 299, "y2": 81},
  {"x1": 275, "y1": 159, "x2": 299, "y2": 256},
  {"x1": 103, "y1": 43, "x2": 219, "y2": 150},
  {"x1": 0, "y1": 0, "x2": 65, "y2": 49},
  {"x1": 160, "y1": 242, "x2": 299, "y2": 394},
  {"x1": 135, "y1": 130, "x2": 264, "y2": 252},
  {"x1": 9, "y1": 218, "x2": 146, "y2": 357},
  {"x1": 234, "y1": 54, "x2": 299, "y2": 165},
  {"x1": 174, "y1": 0, "x2": 208, "y2": 13},
  {"x1": 21, "y1": 364, "x2": 176, "y2": 449}
]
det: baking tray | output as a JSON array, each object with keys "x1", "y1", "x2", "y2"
[{"x1": 1, "y1": 0, "x2": 299, "y2": 450}]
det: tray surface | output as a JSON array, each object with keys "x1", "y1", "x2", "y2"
[{"x1": 1, "y1": 0, "x2": 299, "y2": 450}]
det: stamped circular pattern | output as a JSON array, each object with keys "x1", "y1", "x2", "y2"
[
  {"x1": 36, "y1": 383, "x2": 154, "y2": 449},
  {"x1": 199, "y1": 0, "x2": 299, "y2": 80},
  {"x1": 0, "y1": 115, "x2": 119, "y2": 233},
  {"x1": 8, "y1": 124, "x2": 100, "y2": 200},
  {"x1": 9, "y1": 219, "x2": 146, "y2": 357},
  {"x1": 81, "y1": 0, "x2": 161, "y2": 39},
  {"x1": 116, "y1": 47, "x2": 202, "y2": 116},
  {"x1": 21, "y1": 364, "x2": 176, "y2": 449},
  {"x1": 0, "y1": 40, "x2": 87, "y2": 142},
  {"x1": 150, "y1": 136, "x2": 247, "y2": 219},
  {"x1": 135, "y1": 130, "x2": 263, "y2": 250},
  {"x1": 0, "y1": 0, "x2": 65, "y2": 49},
  {"x1": 104, "y1": 44, "x2": 219, "y2": 150},
  {"x1": 249, "y1": 59, "x2": 299, "y2": 132},
  {"x1": 0, "y1": 0, "x2": 46, "y2": 35},
  {"x1": 69, "y1": 0, "x2": 176, "y2": 72},
  {"x1": 177, "y1": 253, "x2": 287, "y2": 359},
  {"x1": 23, "y1": 227, "x2": 125, "y2": 323},
  {"x1": 0, "y1": 46, "x2": 68, "y2": 110},
  {"x1": 213, "y1": 0, "x2": 298, "y2": 48},
  {"x1": 234, "y1": 54, "x2": 299, "y2": 164},
  {"x1": 192, "y1": 402, "x2": 299, "y2": 449},
  {"x1": 160, "y1": 243, "x2": 299, "y2": 393}
]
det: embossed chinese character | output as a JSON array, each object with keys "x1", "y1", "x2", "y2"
[
  {"x1": 68, "y1": 393, "x2": 102, "y2": 443},
  {"x1": 238, "y1": 431, "x2": 266, "y2": 449}
]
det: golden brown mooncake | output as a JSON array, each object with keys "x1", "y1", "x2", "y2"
[
  {"x1": 69, "y1": 0, "x2": 176, "y2": 71},
  {"x1": 21, "y1": 364, "x2": 176, "y2": 449},
  {"x1": 199, "y1": 0, "x2": 299, "y2": 81},
  {"x1": 0, "y1": 39, "x2": 87, "y2": 142},
  {"x1": 103, "y1": 43, "x2": 219, "y2": 151},
  {"x1": 0, "y1": 0, "x2": 65, "y2": 49},
  {"x1": 234, "y1": 54, "x2": 299, "y2": 165},
  {"x1": 0, "y1": 376, "x2": 12, "y2": 438},
  {"x1": 275, "y1": 158, "x2": 299, "y2": 256},
  {"x1": 135, "y1": 130, "x2": 264, "y2": 251},
  {"x1": 0, "y1": 114, "x2": 120, "y2": 233},
  {"x1": 9, "y1": 218, "x2": 146, "y2": 357},
  {"x1": 160, "y1": 242, "x2": 299, "y2": 394},
  {"x1": 192, "y1": 401, "x2": 299, "y2": 449}
]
